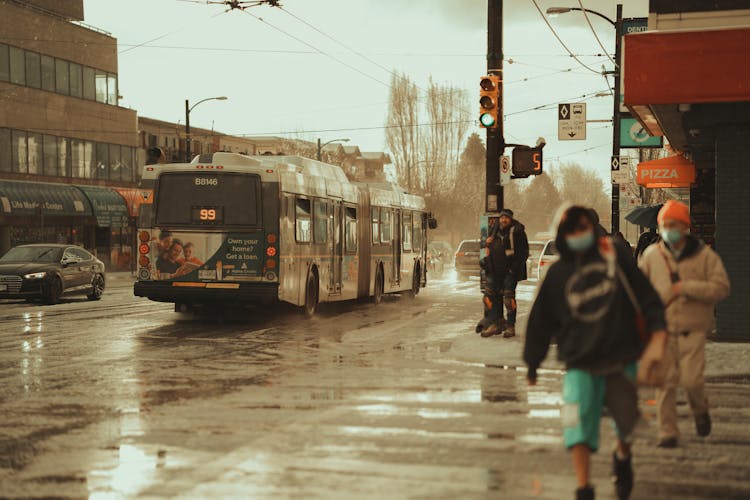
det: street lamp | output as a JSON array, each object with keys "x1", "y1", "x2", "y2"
[
  {"x1": 547, "y1": 5, "x2": 622, "y2": 233},
  {"x1": 546, "y1": 6, "x2": 615, "y2": 26},
  {"x1": 316, "y1": 137, "x2": 350, "y2": 161},
  {"x1": 185, "y1": 96, "x2": 228, "y2": 162}
]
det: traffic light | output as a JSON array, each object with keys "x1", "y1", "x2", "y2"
[
  {"x1": 479, "y1": 75, "x2": 501, "y2": 129},
  {"x1": 512, "y1": 146, "x2": 543, "y2": 178}
]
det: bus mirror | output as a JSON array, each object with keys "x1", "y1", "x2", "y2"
[{"x1": 428, "y1": 217, "x2": 438, "y2": 230}]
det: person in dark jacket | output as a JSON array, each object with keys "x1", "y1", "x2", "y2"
[
  {"x1": 634, "y1": 227, "x2": 659, "y2": 261},
  {"x1": 480, "y1": 209, "x2": 529, "y2": 338},
  {"x1": 524, "y1": 206, "x2": 666, "y2": 500}
]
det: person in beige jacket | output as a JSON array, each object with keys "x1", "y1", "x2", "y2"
[{"x1": 639, "y1": 200, "x2": 730, "y2": 448}]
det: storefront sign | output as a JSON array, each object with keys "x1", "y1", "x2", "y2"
[
  {"x1": 637, "y1": 156, "x2": 696, "y2": 188},
  {"x1": 620, "y1": 116, "x2": 663, "y2": 148}
]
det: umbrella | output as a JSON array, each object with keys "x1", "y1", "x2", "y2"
[{"x1": 625, "y1": 204, "x2": 663, "y2": 229}]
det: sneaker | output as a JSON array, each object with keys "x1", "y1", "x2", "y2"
[
  {"x1": 502, "y1": 325, "x2": 516, "y2": 338},
  {"x1": 657, "y1": 437, "x2": 678, "y2": 448},
  {"x1": 481, "y1": 324, "x2": 501, "y2": 337},
  {"x1": 695, "y1": 412, "x2": 712, "y2": 437},
  {"x1": 612, "y1": 452, "x2": 633, "y2": 499},
  {"x1": 576, "y1": 485, "x2": 595, "y2": 500}
]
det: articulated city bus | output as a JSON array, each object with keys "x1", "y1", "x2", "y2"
[{"x1": 134, "y1": 152, "x2": 434, "y2": 316}]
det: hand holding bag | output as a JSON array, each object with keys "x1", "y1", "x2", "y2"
[{"x1": 616, "y1": 266, "x2": 668, "y2": 387}]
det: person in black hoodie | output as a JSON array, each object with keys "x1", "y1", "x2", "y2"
[
  {"x1": 480, "y1": 209, "x2": 529, "y2": 338},
  {"x1": 524, "y1": 206, "x2": 666, "y2": 500}
]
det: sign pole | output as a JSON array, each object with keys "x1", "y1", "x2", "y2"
[{"x1": 611, "y1": 3, "x2": 623, "y2": 234}]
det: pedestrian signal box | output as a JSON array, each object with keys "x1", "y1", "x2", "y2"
[
  {"x1": 511, "y1": 146, "x2": 543, "y2": 178},
  {"x1": 479, "y1": 75, "x2": 501, "y2": 129}
]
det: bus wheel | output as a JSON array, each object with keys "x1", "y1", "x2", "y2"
[
  {"x1": 373, "y1": 266, "x2": 384, "y2": 305},
  {"x1": 408, "y1": 264, "x2": 420, "y2": 298},
  {"x1": 304, "y1": 271, "x2": 319, "y2": 319}
]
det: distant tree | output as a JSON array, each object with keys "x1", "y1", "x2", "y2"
[
  {"x1": 519, "y1": 173, "x2": 562, "y2": 236},
  {"x1": 557, "y1": 163, "x2": 610, "y2": 220},
  {"x1": 385, "y1": 72, "x2": 420, "y2": 190}
]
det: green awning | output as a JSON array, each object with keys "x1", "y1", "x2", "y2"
[
  {"x1": 0, "y1": 180, "x2": 92, "y2": 217},
  {"x1": 76, "y1": 186, "x2": 130, "y2": 228}
]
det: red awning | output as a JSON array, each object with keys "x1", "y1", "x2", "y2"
[
  {"x1": 624, "y1": 27, "x2": 750, "y2": 106},
  {"x1": 637, "y1": 155, "x2": 696, "y2": 188}
]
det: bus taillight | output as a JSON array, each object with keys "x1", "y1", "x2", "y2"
[
  {"x1": 266, "y1": 247, "x2": 277, "y2": 257},
  {"x1": 139, "y1": 256, "x2": 150, "y2": 267},
  {"x1": 138, "y1": 244, "x2": 149, "y2": 255},
  {"x1": 266, "y1": 259, "x2": 276, "y2": 269},
  {"x1": 138, "y1": 231, "x2": 150, "y2": 242},
  {"x1": 267, "y1": 234, "x2": 277, "y2": 244}
]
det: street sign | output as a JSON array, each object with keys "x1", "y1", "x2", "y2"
[
  {"x1": 499, "y1": 155, "x2": 511, "y2": 185},
  {"x1": 558, "y1": 103, "x2": 587, "y2": 140},
  {"x1": 611, "y1": 155, "x2": 630, "y2": 184},
  {"x1": 620, "y1": 117, "x2": 663, "y2": 148}
]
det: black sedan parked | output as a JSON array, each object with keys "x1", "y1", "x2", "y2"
[{"x1": 0, "y1": 244, "x2": 105, "y2": 304}]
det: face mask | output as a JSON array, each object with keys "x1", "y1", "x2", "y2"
[
  {"x1": 566, "y1": 231, "x2": 595, "y2": 252},
  {"x1": 661, "y1": 228, "x2": 684, "y2": 246}
]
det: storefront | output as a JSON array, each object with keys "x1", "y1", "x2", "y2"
[
  {"x1": 0, "y1": 179, "x2": 95, "y2": 252},
  {"x1": 0, "y1": 180, "x2": 133, "y2": 271},
  {"x1": 624, "y1": 21, "x2": 750, "y2": 340},
  {"x1": 77, "y1": 186, "x2": 131, "y2": 271}
]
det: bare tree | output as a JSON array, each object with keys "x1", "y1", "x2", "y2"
[{"x1": 385, "y1": 72, "x2": 420, "y2": 190}]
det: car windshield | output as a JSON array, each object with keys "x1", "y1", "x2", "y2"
[
  {"x1": 544, "y1": 241, "x2": 558, "y2": 256},
  {"x1": 459, "y1": 241, "x2": 481, "y2": 253},
  {"x1": 0, "y1": 246, "x2": 63, "y2": 263}
]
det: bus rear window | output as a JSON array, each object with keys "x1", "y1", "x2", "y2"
[{"x1": 155, "y1": 173, "x2": 261, "y2": 227}]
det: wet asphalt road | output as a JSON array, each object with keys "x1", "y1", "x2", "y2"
[{"x1": 0, "y1": 273, "x2": 749, "y2": 499}]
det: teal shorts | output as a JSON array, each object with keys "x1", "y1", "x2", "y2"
[{"x1": 561, "y1": 363, "x2": 638, "y2": 452}]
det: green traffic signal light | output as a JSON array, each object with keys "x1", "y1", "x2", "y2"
[{"x1": 479, "y1": 113, "x2": 496, "y2": 127}]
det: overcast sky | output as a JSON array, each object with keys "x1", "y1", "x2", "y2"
[{"x1": 84, "y1": 0, "x2": 649, "y2": 184}]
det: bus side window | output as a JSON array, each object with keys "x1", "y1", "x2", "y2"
[
  {"x1": 412, "y1": 212, "x2": 423, "y2": 252},
  {"x1": 402, "y1": 212, "x2": 412, "y2": 252},
  {"x1": 371, "y1": 207, "x2": 379, "y2": 244},
  {"x1": 345, "y1": 207, "x2": 357, "y2": 253},
  {"x1": 313, "y1": 199, "x2": 328, "y2": 244},
  {"x1": 296, "y1": 198, "x2": 311, "y2": 243},
  {"x1": 380, "y1": 208, "x2": 392, "y2": 244}
]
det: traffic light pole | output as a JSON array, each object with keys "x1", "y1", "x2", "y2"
[
  {"x1": 486, "y1": 0, "x2": 504, "y2": 213},
  {"x1": 611, "y1": 4, "x2": 623, "y2": 234}
]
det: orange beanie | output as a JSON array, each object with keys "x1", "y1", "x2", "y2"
[{"x1": 657, "y1": 200, "x2": 691, "y2": 226}]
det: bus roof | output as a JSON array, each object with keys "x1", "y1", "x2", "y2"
[{"x1": 142, "y1": 152, "x2": 425, "y2": 210}]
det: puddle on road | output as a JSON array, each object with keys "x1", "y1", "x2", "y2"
[
  {"x1": 87, "y1": 443, "x2": 174, "y2": 499},
  {"x1": 355, "y1": 404, "x2": 470, "y2": 419}
]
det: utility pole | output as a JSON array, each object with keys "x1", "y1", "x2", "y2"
[
  {"x1": 485, "y1": 0, "x2": 504, "y2": 213},
  {"x1": 185, "y1": 99, "x2": 191, "y2": 163},
  {"x1": 611, "y1": 3, "x2": 623, "y2": 233}
]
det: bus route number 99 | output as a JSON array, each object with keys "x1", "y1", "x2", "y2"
[{"x1": 191, "y1": 206, "x2": 223, "y2": 224}]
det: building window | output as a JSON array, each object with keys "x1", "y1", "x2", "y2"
[
  {"x1": 55, "y1": 59, "x2": 69, "y2": 95},
  {"x1": 95, "y1": 142, "x2": 108, "y2": 179},
  {"x1": 27, "y1": 133, "x2": 43, "y2": 175},
  {"x1": 69, "y1": 63, "x2": 82, "y2": 98},
  {"x1": 109, "y1": 143, "x2": 121, "y2": 181},
  {"x1": 40, "y1": 55, "x2": 54, "y2": 91},
  {"x1": 107, "y1": 73, "x2": 117, "y2": 105},
  {"x1": 345, "y1": 207, "x2": 357, "y2": 253},
  {"x1": 121, "y1": 146, "x2": 133, "y2": 182},
  {"x1": 24, "y1": 51, "x2": 40, "y2": 88},
  {"x1": 9, "y1": 46, "x2": 24, "y2": 85},
  {"x1": 0, "y1": 44, "x2": 9, "y2": 82},
  {"x1": 43, "y1": 135, "x2": 58, "y2": 176},
  {"x1": 11, "y1": 130, "x2": 27, "y2": 173},
  {"x1": 58, "y1": 137, "x2": 70, "y2": 177},
  {"x1": 82, "y1": 66, "x2": 95, "y2": 100},
  {"x1": 71, "y1": 139, "x2": 92, "y2": 178},
  {"x1": 95, "y1": 69, "x2": 107, "y2": 103},
  {"x1": 0, "y1": 128, "x2": 11, "y2": 172},
  {"x1": 295, "y1": 198, "x2": 312, "y2": 243}
]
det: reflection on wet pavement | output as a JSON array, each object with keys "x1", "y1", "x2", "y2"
[{"x1": 0, "y1": 279, "x2": 748, "y2": 499}]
